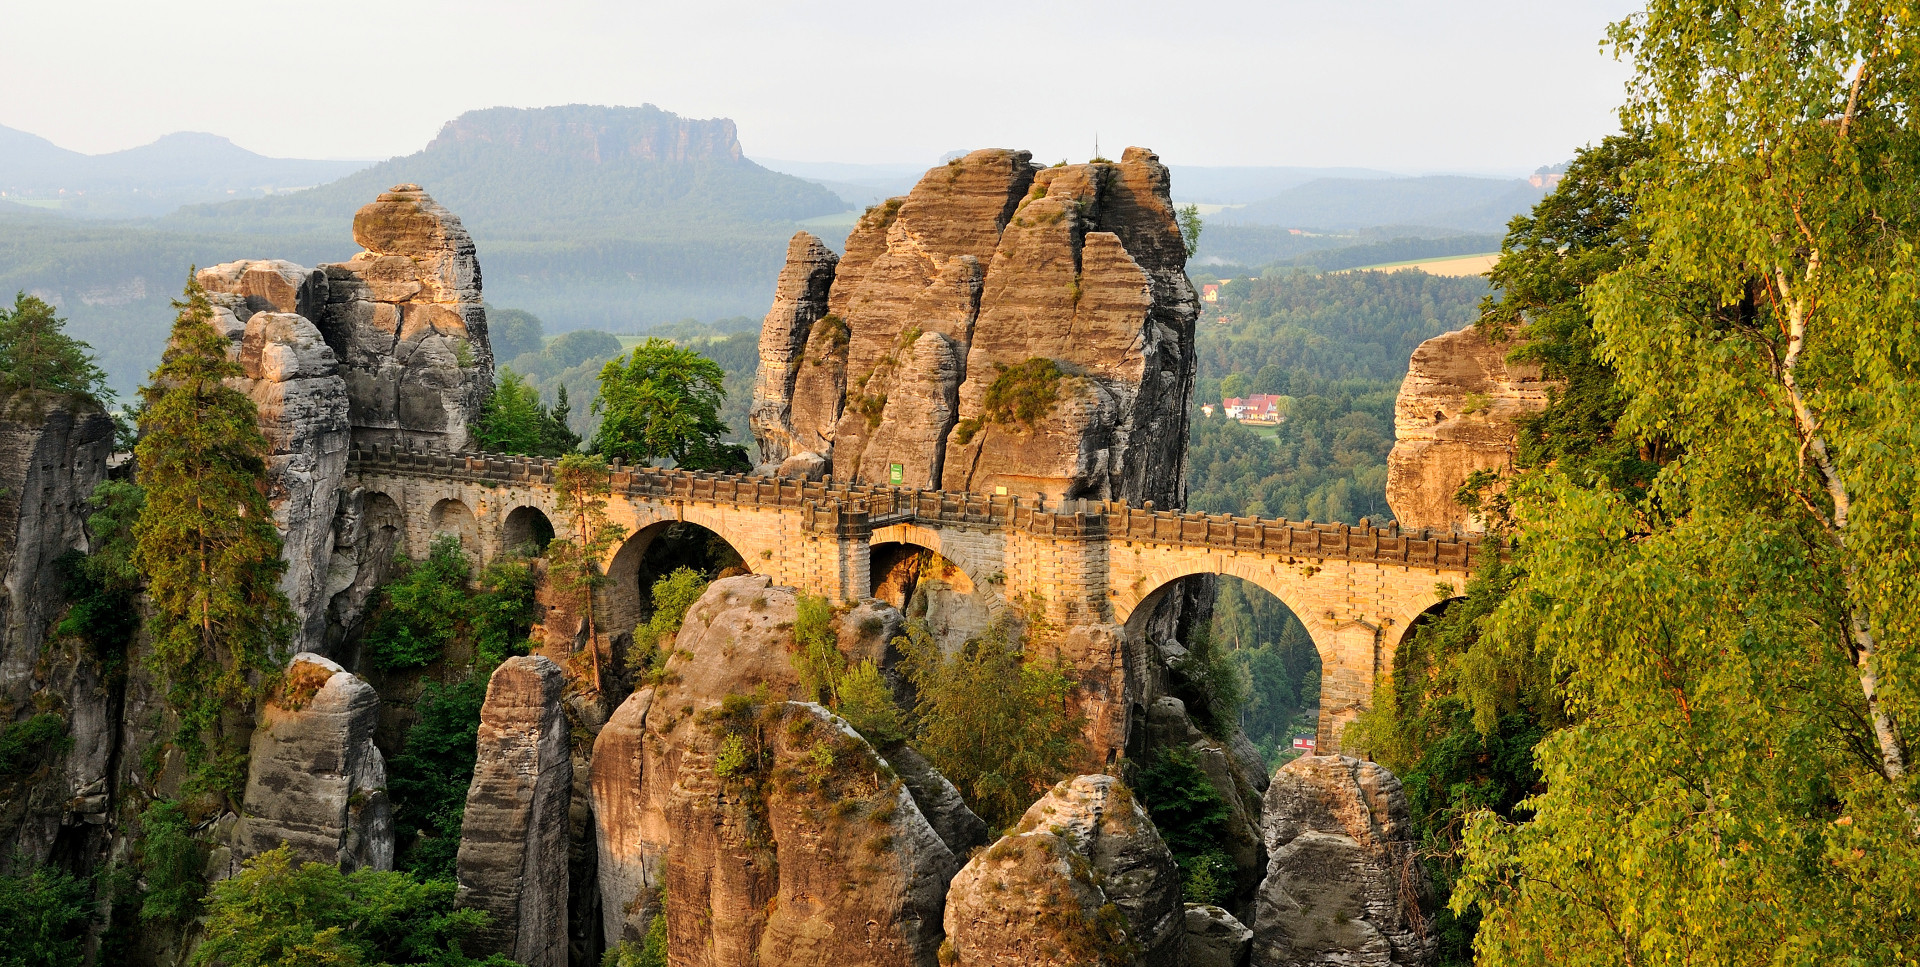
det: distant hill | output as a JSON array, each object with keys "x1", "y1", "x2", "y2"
[
  {"x1": 0, "y1": 125, "x2": 370, "y2": 217},
  {"x1": 1218, "y1": 175, "x2": 1545, "y2": 233}
]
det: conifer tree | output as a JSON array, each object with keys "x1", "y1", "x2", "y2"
[
  {"x1": 132, "y1": 274, "x2": 292, "y2": 801},
  {"x1": 548, "y1": 453, "x2": 626, "y2": 692},
  {"x1": 0, "y1": 291, "x2": 110, "y2": 402}
]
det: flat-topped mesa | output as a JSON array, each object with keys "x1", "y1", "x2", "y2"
[
  {"x1": 1385, "y1": 325, "x2": 1551, "y2": 534},
  {"x1": 751, "y1": 146, "x2": 1198, "y2": 506},
  {"x1": 322, "y1": 184, "x2": 494, "y2": 452}
]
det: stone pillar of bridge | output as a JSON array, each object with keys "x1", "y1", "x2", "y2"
[
  {"x1": 1308, "y1": 617, "x2": 1386, "y2": 753},
  {"x1": 797, "y1": 501, "x2": 873, "y2": 604},
  {"x1": 1006, "y1": 502, "x2": 1113, "y2": 630}
]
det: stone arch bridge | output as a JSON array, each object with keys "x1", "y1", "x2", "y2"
[{"x1": 348, "y1": 446, "x2": 1483, "y2": 751}]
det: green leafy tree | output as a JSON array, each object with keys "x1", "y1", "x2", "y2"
[
  {"x1": 895, "y1": 621, "x2": 1088, "y2": 829},
  {"x1": 0, "y1": 866, "x2": 90, "y2": 967},
  {"x1": 626, "y1": 567, "x2": 710, "y2": 677},
  {"x1": 1177, "y1": 204, "x2": 1203, "y2": 259},
  {"x1": 363, "y1": 537, "x2": 473, "y2": 671},
  {"x1": 132, "y1": 275, "x2": 292, "y2": 798},
  {"x1": 590, "y1": 339, "x2": 748, "y2": 471},
  {"x1": 136, "y1": 799, "x2": 207, "y2": 926},
  {"x1": 191, "y1": 846, "x2": 519, "y2": 967},
  {"x1": 1452, "y1": 5, "x2": 1920, "y2": 962},
  {"x1": 474, "y1": 370, "x2": 579, "y2": 458},
  {"x1": 833, "y1": 660, "x2": 906, "y2": 746},
  {"x1": 0, "y1": 291, "x2": 109, "y2": 402},
  {"x1": 486, "y1": 307, "x2": 545, "y2": 363},
  {"x1": 550, "y1": 454, "x2": 628, "y2": 691}
]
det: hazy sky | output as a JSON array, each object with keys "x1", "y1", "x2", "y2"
[{"x1": 3, "y1": 0, "x2": 1640, "y2": 174}]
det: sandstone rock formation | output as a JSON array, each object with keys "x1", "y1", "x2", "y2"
[
  {"x1": 321, "y1": 185, "x2": 493, "y2": 452},
  {"x1": 590, "y1": 576, "x2": 972, "y2": 962},
  {"x1": 231, "y1": 653, "x2": 392, "y2": 872},
  {"x1": 0, "y1": 391, "x2": 116, "y2": 869},
  {"x1": 199, "y1": 267, "x2": 352, "y2": 655},
  {"x1": 751, "y1": 232, "x2": 839, "y2": 466},
  {"x1": 1184, "y1": 903, "x2": 1253, "y2": 967},
  {"x1": 1252, "y1": 755, "x2": 1432, "y2": 967},
  {"x1": 457, "y1": 655, "x2": 572, "y2": 967},
  {"x1": 1385, "y1": 325, "x2": 1549, "y2": 533},
  {"x1": 944, "y1": 774, "x2": 1183, "y2": 967},
  {"x1": 750, "y1": 147, "x2": 1198, "y2": 506}
]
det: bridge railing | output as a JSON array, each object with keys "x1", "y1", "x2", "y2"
[{"x1": 347, "y1": 446, "x2": 1482, "y2": 568}]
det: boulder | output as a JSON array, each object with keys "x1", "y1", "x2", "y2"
[
  {"x1": 318, "y1": 185, "x2": 493, "y2": 452},
  {"x1": 750, "y1": 232, "x2": 839, "y2": 465},
  {"x1": 944, "y1": 775, "x2": 1183, "y2": 967},
  {"x1": 1183, "y1": 903, "x2": 1252, "y2": 967},
  {"x1": 883, "y1": 741, "x2": 989, "y2": 857},
  {"x1": 232, "y1": 653, "x2": 392, "y2": 873},
  {"x1": 1384, "y1": 325, "x2": 1549, "y2": 533},
  {"x1": 456, "y1": 655, "x2": 572, "y2": 967},
  {"x1": 1251, "y1": 755, "x2": 1432, "y2": 967}
]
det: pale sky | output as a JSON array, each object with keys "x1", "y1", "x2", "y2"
[{"x1": 2, "y1": 0, "x2": 1640, "y2": 174}]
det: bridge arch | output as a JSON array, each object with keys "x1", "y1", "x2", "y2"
[
  {"x1": 428, "y1": 497, "x2": 480, "y2": 555},
  {"x1": 868, "y1": 523, "x2": 1009, "y2": 652},
  {"x1": 602, "y1": 519, "x2": 749, "y2": 647},
  {"x1": 1115, "y1": 552, "x2": 1466, "y2": 752},
  {"x1": 502, "y1": 505, "x2": 556, "y2": 554}
]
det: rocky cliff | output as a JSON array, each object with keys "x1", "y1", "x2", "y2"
[
  {"x1": 0, "y1": 391, "x2": 117, "y2": 871},
  {"x1": 1251, "y1": 755, "x2": 1432, "y2": 967},
  {"x1": 1385, "y1": 325, "x2": 1548, "y2": 533},
  {"x1": 750, "y1": 147, "x2": 1198, "y2": 506}
]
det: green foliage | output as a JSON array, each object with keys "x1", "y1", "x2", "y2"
[
  {"x1": 473, "y1": 369, "x2": 578, "y2": 457},
  {"x1": 550, "y1": 454, "x2": 629, "y2": 681},
  {"x1": 1446, "y1": 7, "x2": 1920, "y2": 961},
  {"x1": 953, "y1": 356, "x2": 1067, "y2": 445},
  {"x1": 789, "y1": 594, "x2": 843, "y2": 704},
  {"x1": 0, "y1": 291, "x2": 109, "y2": 402},
  {"x1": 1133, "y1": 746, "x2": 1235, "y2": 905},
  {"x1": 1211, "y1": 577, "x2": 1320, "y2": 764},
  {"x1": 895, "y1": 620, "x2": 1088, "y2": 829},
  {"x1": 370, "y1": 547, "x2": 537, "y2": 877},
  {"x1": 137, "y1": 799, "x2": 207, "y2": 926},
  {"x1": 1186, "y1": 381, "x2": 1396, "y2": 522},
  {"x1": 1166, "y1": 625, "x2": 1246, "y2": 738},
  {"x1": 364, "y1": 537, "x2": 473, "y2": 671},
  {"x1": 132, "y1": 274, "x2": 292, "y2": 801},
  {"x1": 590, "y1": 338, "x2": 748, "y2": 471},
  {"x1": 0, "y1": 866, "x2": 90, "y2": 967},
  {"x1": 486, "y1": 308, "x2": 545, "y2": 363},
  {"x1": 0, "y1": 714, "x2": 68, "y2": 782},
  {"x1": 627, "y1": 567, "x2": 711, "y2": 677},
  {"x1": 834, "y1": 660, "x2": 906, "y2": 746},
  {"x1": 1176, "y1": 204, "x2": 1203, "y2": 259},
  {"x1": 191, "y1": 845, "x2": 520, "y2": 966},
  {"x1": 601, "y1": 904, "x2": 667, "y2": 967},
  {"x1": 1196, "y1": 270, "x2": 1484, "y2": 387}
]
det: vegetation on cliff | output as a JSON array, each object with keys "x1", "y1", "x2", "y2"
[
  {"x1": 473, "y1": 369, "x2": 580, "y2": 457},
  {"x1": 193, "y1": 846, "x2": 519, "y2": 966},
  {"x1": 132, "y1": 275, "x2": 293, "y2": 802},
  {"x1": 0, "y1": 291, "x2": 110, "y2": 403}
]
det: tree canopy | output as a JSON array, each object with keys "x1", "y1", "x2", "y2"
[
  {"x1": 590, "y1": 338, "x2": 749, "y2": 471},
  {"x1": 0, "y1": 291, "x2": 110, "y2": 402},
  {"x1": 472, "y1": 369, "x2": 579, "y2": 457}
]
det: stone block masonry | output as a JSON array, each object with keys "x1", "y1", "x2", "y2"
[{"x1": 347, "y1": 447, "x2": 1477, "y2": 754}]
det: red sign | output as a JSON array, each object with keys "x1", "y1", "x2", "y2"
[{"x1": 1291, "y1": 736, "x2": 1316, "y2": 752}]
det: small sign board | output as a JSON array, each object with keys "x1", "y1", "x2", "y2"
[
  {"x1": 889, "y1": 463, "x2": 904, "y2": 485},
  {"x1": 1291, "y1": 736, "x2": 1317, "y2": 752}
]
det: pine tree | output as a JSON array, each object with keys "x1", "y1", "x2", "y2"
[
  {"x1": 543, "y1": 384, "x2": 582, "y2": 455},
  {"x1": 548, "y1": 454, "x2": 626, "y2": 692},
  {"x1": 0, "y1": 291, "x2": 110, "y2": 402},
  {"x1": 132, "y1": 274, "x2": 293, "y2": 802}
]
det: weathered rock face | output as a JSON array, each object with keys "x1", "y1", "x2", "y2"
[
  {"x1": 1385, "y1": 325, "x2": 1549, "y2": 534},
  {"x1": 231, "y1": 653, "x2": 391, "y2": 873},
  {"x1": 199, "y1": 267, "x2": 354, "y2": 656},
  {"x1": 0, "y1": 392, "x2": 117, "y2": 870},
  {"x1": 319, "y1": 184, "x2": 493, "y2": 452},
  {"x1": 1252, "y1": 755, "x2": 1432, "y2": 967},
  {"x1": 1184, "y1": 903, "x2": 1253, "y2": 967},
  {"x1": 751, "y1": 232, "x2": 839, "y2": 466},
  {"x1": 590, "y1": 576, "x2": 971, "y2": 963},
  {"x1": 751, "y1": 147, "x2": 1197, "y2": 505},
  {"x1": 457, "y1": 655, "x2": 572, "y2": 967},
  {"x1": 944, "y1": 775, "x2": 1184, "y2": 967}
]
